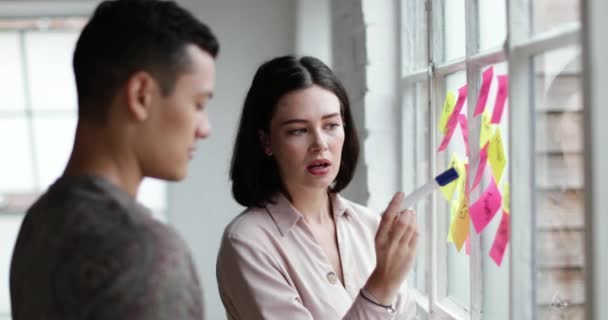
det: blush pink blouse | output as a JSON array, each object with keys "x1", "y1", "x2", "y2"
[{"x1": 216, "y1": 193, "x2": 416, "y2": 319}]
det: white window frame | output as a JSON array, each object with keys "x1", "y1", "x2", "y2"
[
  {"x1": 581, "y1": 0, "x2": 608, "y2": 319},
  {"x1": 0, "y1": 2, "x2": 168, "y2": 220},
  {"x1": 507, "y1": 0, "x2": 581, "y2": 319},
  {"x1": 399, "y1": 0, "x2": 596, "y2": 319}
]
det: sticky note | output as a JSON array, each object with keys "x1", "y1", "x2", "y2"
[
  {"x1": 438, "y1": 85, "x2": 467, "y2": 152},
  {"x1": 461, "y1": 163, "x2": 469, "y2": 200},
  {"x1": 502, "y1": 182, "x2": 510, "y2": 214},
  {"x1": 474, "y1": 66, "x2": 494, "y2": 117},
  {"x1": 459, "y1": 114, "x2": 469, "y2": 156},
  {"x1": 472, "y1": 143, "x2": 489, "y2": 190},
  {"x1": 447, "y1": 200, "x2": 459, "y2": 243},
  {"x1": 449, "y1": 197, "x2": 470, "y2": 252},
  {"x1": 440, "y1": 154, "x2": 462, "y2": 201},
  {"x1": 437, "y1": 118, "x2": 459, "y2": 152},
  {"x1": 470, "y1": 178, "x2": 503, "y2": 234},
  {"x1": 491, "y1": 75, "x2": 509, "y2": 124},
  {"x1": 489, "y1": 211, "x2": 510, "y2": 266},
  {"x1": 488, "y1": 130, "x2": 506, "y2": 184},
  {"x1": 439, "y1": 91, "x2": 457, "y2": 134},
  {"x1": 480, "y1": 111, "x2": 495, "y2": 148}
]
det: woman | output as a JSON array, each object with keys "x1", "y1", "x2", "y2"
[{"x1": 217, "y1": 56, "x2": 418, "y2": 319}]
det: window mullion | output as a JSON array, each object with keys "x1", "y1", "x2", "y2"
[
  {"x1": 428, "y1": 0, "x2": 447, "y2": 317},
  {"x1": 507, "y1": 0, "x2": 536, "y2": 319},
  {"x1": 511, "y1": 24, "x2": 580, "y2": 58},
  {"x1": 465, "y1": 0, "x2": 483, "y2": 319},
  {"x1": 401, "y1": 69, "x2": 429, "y2": 86},
  {"x1": 0, "y1": 2, "x2": 97, "y2": 18},
  {"x1": 19, "y1": 30, "x2": 40, "y2": 191},
  {"x1": 582, "y1": 0, "x2": 608, "y2": 318}
]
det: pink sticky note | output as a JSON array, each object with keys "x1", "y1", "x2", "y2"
[
  {"x1": 489, "y1": 211, "x2": 510, "y2": 266},
  {"x1": 438, "y1": 118, "x2": 459, "y2": 152},
  {"x1": 472, "y1": 143, "x2": 489, "y2": 190},
  {"x1": 491, "y1": 75, "x2": 509, "y2": 124},
  {"x1": 474, "y1": 67, "x2": 494, "y2": 117},
  {"x1": 459, "y1": 114, "x2": 469, "y2": 156},
  {"x1": 465, "y1": 235, "x2": 471, "y2": 255},
  {"x1": 438, "y1": 85, "x2": 467, "y2": 152},
  {"x1": 469, "y1": 178, "x2": 502, "y2": 234}
]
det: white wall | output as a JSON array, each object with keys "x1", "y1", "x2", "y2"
[
  {"x1": 169, "y1": 1, "x2": 295, "y2": 319},
  {"x1": 294, "y1": 0, "x2": 331, "y2": 66},
  {"x1": 331, "y1": 0, "x2": 401, "y2": 213}
]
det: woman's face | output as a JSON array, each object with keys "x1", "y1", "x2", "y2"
[{"x1": 264, "y1": 85, "x2": 345, "y2": 193}]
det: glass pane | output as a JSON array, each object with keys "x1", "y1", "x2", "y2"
[
  {"x1": 478, "y1": 1, "x2": 507, "y2": 51},
  {"x1": 401, "y1": 0, "x2": 428, "y2": 73},
  {"x1": 533, "y1": 46, "x2": 585, "y2": 320},
  {"x1": 407, "y1": 81, "x2": 430, "y2": 295},
  {"x1": 32, "y1": 116, "x2": 77, "y2": 189},
  {"x1": 442, "y1": 0, "x2": 465, "y2": 62},
  {"x1": 0, "y1": 118, "x2": 35, "y2": 192},
  {"x1": 137, "y1": 178, "x2": 167, "y2": 222},
  {"x1": 0, "y1": 214, "x2": 24, "y2": 314},
  {"x1": 480, "y1": 62, "x2": 509, "y2": 320},
  {"x1": 532, "y1": 0, "x2": 580, "y2": 34},
  {"x1": 25, "y1": 31, "x2": 79, "y2": 112},
  {"x1": 0, "y1": 31, "x2": 26, "y2": 112},
  {"x1": 438, "y1": 71, "x2": 469, "y2": 307}
]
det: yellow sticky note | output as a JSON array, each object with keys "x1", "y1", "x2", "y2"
[
  {"x1": 440, "y1": 154, "x2": 461, "y2": 201},
  {"x1": 502, "y1": 182, "x2": 510, "y2": 214},
  {"x1": 455, "y1": 159, "x2": 467, "y2": 200},
  {"x1": 447, "y1": 200, "x2": 459, "y2": 243},
  {"x1": 480, "y1": 111, "x2": 496, "y2": 148},
  {"x1": 449, "y1": 197, "x2": 470, "y2": 252},
  {"x1": 488, "y1": 130, "x2": 506, "y2": 184},
  {"x1": 438, "y1": 91, "x2": 457, "y2": 134}
]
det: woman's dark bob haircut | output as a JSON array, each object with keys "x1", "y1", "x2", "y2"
[{"x1": 230, "y1": 55, "x2": 360, "y2": 208}]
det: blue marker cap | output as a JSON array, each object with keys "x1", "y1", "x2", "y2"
[{"x1": 434, "y1": 167, "x2": 459, "y2": 187}]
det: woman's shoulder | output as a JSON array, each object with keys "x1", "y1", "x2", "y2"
[{"x1": 221, "y1": 206, "x2": 279, "y2": 243}]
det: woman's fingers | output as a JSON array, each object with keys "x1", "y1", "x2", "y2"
[
  {"x1": 407, "y1": 228, "x2": 419, "y2": 250},
  {"x1": 376, "y1": 192, "x2": 404, "y2": 241},
  {"x1": 397, "y1": 209, "x2": 417, "y2": 246},
  {"x1": 388, "y1": 209, "x2": 411, "y2": 243}
]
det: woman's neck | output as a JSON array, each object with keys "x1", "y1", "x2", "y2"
[{"x1": 286, "y1": 186, "x2": 333, "y2": 225}]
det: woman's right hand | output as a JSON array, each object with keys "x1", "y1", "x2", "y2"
[{"x1": 364, "y1": 192, "x2": 419, "y2": 305}]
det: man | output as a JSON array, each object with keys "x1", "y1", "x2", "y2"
[{"x1": 9, "y1": 0, "x2": 219, "y2": 319}]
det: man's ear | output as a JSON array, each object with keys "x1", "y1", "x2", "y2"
[
  {"x1": 258, "y1": 130, "x2": 272, "y2": 156},
  {"x1": 125, "y1": 71, "x2": 156, "y2": 121}
]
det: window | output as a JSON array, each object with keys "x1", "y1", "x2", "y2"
[
  {"x1": 0, "y1": 16, "x2": 167, "y2": 318},
  {"x1": 399, "y1": 0, "x2": 585, "y2": 319}
]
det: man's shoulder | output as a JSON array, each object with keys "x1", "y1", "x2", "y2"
[{"x1": 11, "y1": 187, "x2": 203, "y2": 319}]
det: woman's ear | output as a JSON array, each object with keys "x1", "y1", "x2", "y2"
[
  {"x1": 125, "y1": 71, "x2": 156, "y2": 121},
  {"x1": 258, "y1": 130, "x2": 272, "y2": 156}
]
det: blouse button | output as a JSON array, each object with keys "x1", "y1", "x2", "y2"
[{"x1": 326, "y1": 271, "x2": 338, "y2": 284}]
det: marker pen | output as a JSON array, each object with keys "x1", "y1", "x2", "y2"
[{"x1": 403, "y1": 167, "x2": 459, "y2": 209}]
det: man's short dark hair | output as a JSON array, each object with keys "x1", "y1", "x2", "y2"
[
  {"x1": 73, "y1": 0, "x2": 219, "y2": 122},
  {"x1": 230, "y1": 56, "x2": 360, "y2": 208}
]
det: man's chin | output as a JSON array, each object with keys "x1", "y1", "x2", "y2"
[{"x1": 149, "y1": 169, "x2": 187, "y2": 182}]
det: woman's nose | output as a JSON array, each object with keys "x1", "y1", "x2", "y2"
[{"x1": 310, "y1": 132, "x2": 329, "y2": 152}]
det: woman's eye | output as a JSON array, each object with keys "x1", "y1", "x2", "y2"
[
  {"x1": 326, "y1": 123, "x2": 341, "y2": 130},
  {"x1": 288, "y1": 128, "x2": 307, "y2": 136}
]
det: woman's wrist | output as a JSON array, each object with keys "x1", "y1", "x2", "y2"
[{"x1": 364, "y1": 269, "x2": 399, "y2": 305}]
